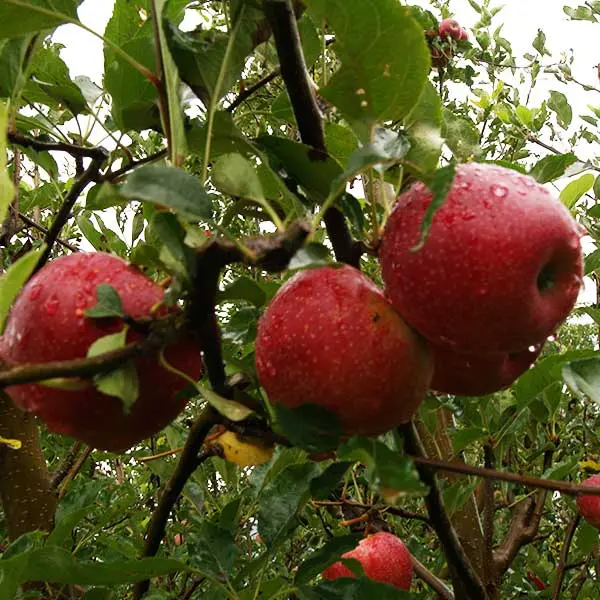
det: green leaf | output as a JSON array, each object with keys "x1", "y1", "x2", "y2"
[
  {"x1": 295, "y1": 535, "x2": 361, "y2": 584},
  {"x1": 529, "y1": 153, "x2": 579, "y2": 183},
  {"x1": 532, "y1": 29, "x2": 550, "y2": 55},
  {"x1": 411, "y1": 164, "x2": 456, "y2": 251},
  {"x1": 120, "y1": 164, "x2": 213, "y2": 220},
  {"x1": 452, "y1": 427, "x2": 487, "y2": 453},
  {"x1": 258, "y1": 462, "x2": 319, "y2": 547},
  {"x1": 217, "y1": 276, "x2": 267, "y2": 307},
  {"x1": 585, "y1": 248, "x2": 600, "y2": 275},
  {"x1": 563, "y1": 358, "x2": 600, "y2": 405},
  {"x1": 559, "y1": 173, "x2": 595, "y2": 209},
  {"x1": 0, "y1": 100, "x2": 15, "y2": 226},
  {"x1": 563, "y1": 5, "x2": 597, "y2": 21},
  {"x1": 186, "y1": 521, "x2": 240, "y2": 582},
  {"x1": 84, "y1": 284, "x2": 124, "y2": 319},
  {"x1": 195, "y1": 384, "x2": 253, "y2": 422},
  {"x1": 288, "y1": 243, "x2": 332, "y2": 271},
  {"x1": 149, "y1": 211, "x2": 194, "y2": 281},
  {"x1": 515, "y1": 350, "x2": 599, "y2": 409},
  {"x1": 310, "y1": 461, "x2": 353, "y2": 500},
  {"x1": 273, "y1": 403, "x2": 342, "y2": 452},
  {"x1": 442, "y1": 109, "x2": 481, "y2": 160},
  {"x1": 0, "y1": 35, "x2": 36, "y2": 99},
  {"x1": 0, "y1": 0, "x2": 81, "y2": 39},
  {"x1": 0, "y1": 245, "x2": 45, "y2": 334},
  {"x1": 306, "y1": 0, "x2": 429, "y2": 123},
  {"x1": 548, "y1": 91, "x2": 573, "y2": 128},
  {"x1": 87, "y1": 329, "x2": 139, "y2": 414},
  {"x1": 299, "y1": 577, "x2": 414, "y2": 599},
  {"x1": 0, "y1": 547, "x2": 187, "y2": 592},
  {"x1": 212, "y1": 153, "x2": 265, "y2": 202}
]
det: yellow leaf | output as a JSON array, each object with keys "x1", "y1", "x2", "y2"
[{"x1": 0, "y1": 435, "x2": 22, "y2": 450}]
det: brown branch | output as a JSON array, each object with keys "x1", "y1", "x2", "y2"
[
  {"x1": 34, "y1": 153, "x2": 108, "y2": 273},
  {"x1": 227, "y1": 68, "x2": 281, "y2": 113},
  {"x1": 57, "y1": 446, "x2": 93, "y2": 501},
  {"x1": 50, "y1": 441, "x2": 84, "y2": 489},
  {"x1": 14, "y1": 209, "x2": 79, "y2": 252},
  {"x1": 412, "y1": 555, "x2": 455, "y2": 600},
  {"x1": 400, "y1": 423, "x2": 488, "y2": 600},
  {"x1": 311, "y1": 499, "x2": 430, "y2": 525},
  {"x1": 482, "y1": 444, "x2": 496, "y2": 590},
  {"x1": 551, "y1": 514, "x2": 582, "y2": 600},
  {"x1": 7, "y1": 130, "x2": 108, "y2": 162},
  {"x1": 133, "y1": 407, "x2": 219, "y2": 599}
]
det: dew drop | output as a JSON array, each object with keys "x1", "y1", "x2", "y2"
[
  {"x1": 264, "y1": 361, "x2": 277, "y2": 378},
  {"x1": 45, "y1": 295, "x2": 60, "y2": 316},
  {"x1": 490, "y1": 184, "x2": 508, "y2": 199},
  {"x1": 29, "y1": 284, "x2": 43, "y2": 300}
]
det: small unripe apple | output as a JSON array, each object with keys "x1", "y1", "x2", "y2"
[
  {"x1": 255, "y1": 265, "x2": 432, "y2": 437},
  {"x1": 2, "y1": 252, "x2": 202, "y2": 452},
  {"x1": 379, "y1": 163, "x2": 583, "y2": 354},
  {"x1": 431, "y1": 343, "x2": 543, "y2": 396},
  {"x1": 439, "y1": 18, "x2": 463, "y2": 41},
  {"x1": 322, "y1": 532, "x2": 412, "y2": 590},
  {"x1": 576, "y1": 474, "x2": 600, "y2": 528}
]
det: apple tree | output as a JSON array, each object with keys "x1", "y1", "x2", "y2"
[{"x1": 1, "y1": 0, "x2": 600, "y2": 599}]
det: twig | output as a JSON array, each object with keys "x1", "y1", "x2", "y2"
[
  {"x1": 409, "y1": 454, "x2": 600, "y2": 497},
  {"x1": 227, "y1": 68, "x2": 281, "y2": 113},
  {"x1": 137, "y1": 447, "x2": 183, "y2": 463},
  {"x1": 57, "y1": 446, "x2": 93, "y2": 501},
  {"x1": 551, "y1": 515, "x2": 582, "y2": 600},
  {"x1": 483, "y1": 444, "x2": 496, "y2": 589},
  {"x1": 14, "y1": 209, "x2": 79, "y2": 252},
  {"x1": 99, "y1": 149, "x2": 168, "y2": 182},
  {"x1": 311, "y1": 499, "x2": 430, "y2": 525},
  {"x1": 50, "y1": 441, "x2": 84, "y2": 489},
  {"x1": 133, "y1": 407, "x2": 219, "y2": 599},
  {"x1": 412, "y1": 555, "x2": 455, "y2": 600},
  {"x1": 263, "y1": 0, "x2": 362, "y2": 267},
  {"x1": 34, "y1": 153, "x2": 108, "y2": 273},
  {"x1": 400, "y1": 423, "x2": 488, "y2": 600},
  {"x1": 7, "y1": 130, "x2": 108, "y2": 162}
]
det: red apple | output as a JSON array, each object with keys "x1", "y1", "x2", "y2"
[
  {"x1": 576, "y1": 474, "x2": 600, "y2": 528},
  {"x1": 431, "y1": 343, "x2": 543, "y2": 396},
  {"x1": 255, "y1": 265, "x2": 432, "y2": 436},
  {"x1": 379, "y1": 163, "x2": 583, "y2": 354},
  {"x1": 439, "y1": 18, "x2": 463, "y2": 41},
  {"x1": 322, "y1": 532, "x2": 412, "y2": 590},
  {"x1": 2, "y1": 252, "x2": 202, "y2": 452},
  {"x1": 459, "y1": 27, "x2": 469, "y2": 41}
]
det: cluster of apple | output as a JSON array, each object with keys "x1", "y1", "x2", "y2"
[
  {"x1": 425, "y1": 17, "x2": 469, "y2": 69},
  {"x1": 256, "y1": 162, "x2": 584, "y2": 435}
]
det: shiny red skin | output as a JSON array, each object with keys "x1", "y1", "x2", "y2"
[
  {"x1": 2, "y1": 252, "x2": 202, "y2": 452},
  {"x1": 255, "y1": 265, "x2": 432, "y2": 436},
  {"x1": 459, "y1": 27, "x2": 469, "y2": 41},
  {"x1": 439, "y1": 18, "x2": 463, "y2": 40},
  {"x1": 576, "y1": 474, "x2": 600, "y2": 529},
  {"x1": 431, "y1": 343, "x2": 543, "y2": 396},
  {"x1": 322, "y1": 532, "x2": 412, "y2": 591},
  {"x1": 379, "y1": 163, "x2": 583, "y2": 354}
]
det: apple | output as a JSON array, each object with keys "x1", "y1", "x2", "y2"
[
  {"x1": 1, "y1": 252, "x2": 202, "y2": 452},
  {"x1": 322, "y1": 532, "x2": 412, "y2": 590},
  {"x1": 439, "y1": 18, "x2": 463, "y2": 41},
  {"x1": 459, "y1": 27, "x2": 469, "y2": 41},
  {"x1": 431, "y1": 343, "x2": 543, "y2": 396},
  {"x1": 576, "y1": 474, "x2": 600, "y2": 528},
  {"x1": 379, "y1": 163, "x2": 583, "y2": 354},
  {"x1": 255, "y1": 265, "x2": 432, "y2": 437}
]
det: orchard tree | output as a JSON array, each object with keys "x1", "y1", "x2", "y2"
[{"x1": 2, "y1": 0, "x2": 600, "y2": 599}]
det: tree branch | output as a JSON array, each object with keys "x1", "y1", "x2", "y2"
[
  {"x1": 227, "y1": 68, "x2": 281, "y2": 113},
  {"x1": 400, "y1": 423, "x2": 488, "y2": 600},
  {"x1": 57, "y1": 446, "x2": 93, "y2": 501},
  {"x1": 551, "y1": 514, "x2": 581, "y2": 600},
  {"x1": 34, "y1": 153, "x2": 108, "y2": 273},
  {"x1": 482, "y1": 444, "x2": 496, "y2": 590},
  {"x1": 50, "y1": 441, "x2": 84, "y2": 489},
  {"x1": 133, "y1": 407, "x2": 219, "y2": 599},
  {"x1": 99, "y1": 149, "x2": 168, "y2": 183},
  {"x1": 412, "y1": 555, "x2": 455, "y2": 600},
  {"x1": 7, "y1": 130, "x2": 108, "y2": 162}
]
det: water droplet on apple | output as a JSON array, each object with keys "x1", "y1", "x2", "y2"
[
  {"x1": 264, "y1": 360, "x2": 277, "y2": 378},
  {"x1": 29, "y1": 284, "x2": 43, "y2": 300},
  {"x1": 45, "y1": 295, "x2": 60, "y2": 316},
  {"x1": 491, "y1": 184, "x2": 508, "y2": 198}
]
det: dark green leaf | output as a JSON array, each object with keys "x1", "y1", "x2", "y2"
[
  {"x1": 121, "y1": 164, "x2": 213, "y2": 220},
  {"x1": 310, "y1": 462, "x2": 353, "y2": 500},
  {"x1": 288, "y1": 243, "x2": 332, "y2": 271},
  {"x1": 306, "y1": 0, "x2": 429, "y2": 123},
  {"x1": 563, "y1": 357, "x2": 600, "y2": 405},
  {"x1": 218, "y1": 276, "x2": 267, "y2": 307},
  {"x1": 529, "y1": 153, "x2": 579, "y2": 184},
  {"x1": 295, "y1": 535, "x2": 361, "y2": 584},
  {"x1": 0, "y1": 0, "x2": 81, "y2": 38},
  {"x1": 273, "y1": 403, "x2": 342, "y2": 453},
  {"x1": 84, "y1": 284, "x2": 124, "y2": 319},
  {"x1": 186, "y1": 521, "x2": 240, "y2": 581}
]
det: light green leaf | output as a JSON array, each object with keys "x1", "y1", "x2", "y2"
[
  {"x1": 559, "y1": 173, "x2": 594, "y2": 209},
  {"x1": 211, "y1": 153, "x2": 265, "y2": 202},
  {"x1": 548, "y1": 90, "x2": 573, "y2": 128},
  {"x1": 563, "y1": 358, "x2": 600, "y2": 405},
  {"x1": 195, "y1": 384, "x2": 253, "y2": 422},
  {"x1": 0, "y1": 100, "x2": 15, "y2": 226},
  {"x1": 0, "y1": 244, "x2": 45, "y2": 333}
]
